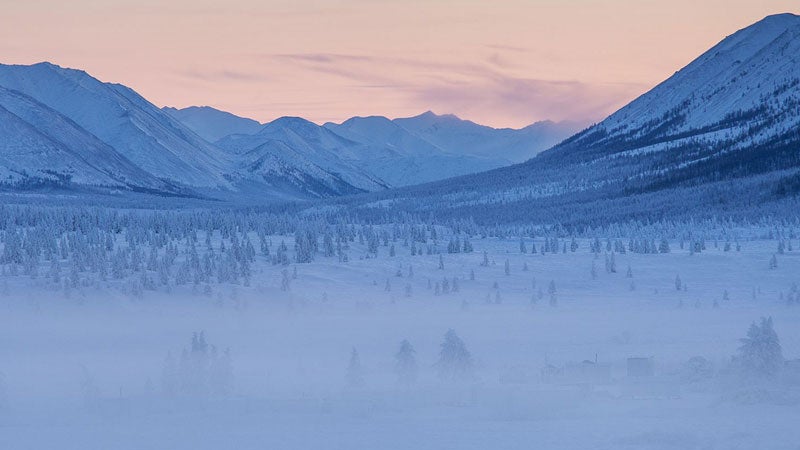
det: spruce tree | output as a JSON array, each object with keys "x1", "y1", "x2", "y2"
[
  {"x1": 737, "y1": 317, "x2": 783, "y2": 376},
  {"x1": 436, "y1": 329, "x2": 473, "y2": 381},
  {"x1": 395, "y1": 340, "x2": 418, "y2": 385},
  {"x1": 346, "y1": 348, "x2": 365, "y2": 388}
]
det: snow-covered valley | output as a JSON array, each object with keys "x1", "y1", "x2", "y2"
[
  {"x1": 1, "y1": 230, "x2": 799, "y2": 450},
  {"x1": 1, "y1": 8, "x2": 799, "y2": 450}
]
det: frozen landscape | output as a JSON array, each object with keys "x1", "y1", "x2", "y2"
[
  {"x1": 0, "y1": 213, "x2": 798, "y2": 450},
  {"x1": 0, "y1": 5, "x2": 799, "y2": 450}
]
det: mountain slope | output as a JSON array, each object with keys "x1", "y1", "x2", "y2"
[
  {"x1": 0, "y1": 86, "x2": 181, "y2": 193},
  {"x1": 163, "y1": 106, "x2": 263, "y2": 142},
  {"x1": 0, "y1": 63, "x2": 232, "y2": 188},
  {"x1": 531, "y1": 12, "x2": 800, "y2": 188}
]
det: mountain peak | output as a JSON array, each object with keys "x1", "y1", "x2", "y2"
[
  {"x1": 162, "y1": 105, "x2": 262, "y2": 142},
  {"x1": 24, "y1": 61, "x2": 92, "y2": 79},
  {"x1": 757, "y1": 12, "x2": 800, "y2": 24},
  {"x1": 736, "y1": 12, "x2": 800, "y2": 38},
  {"x1": 264, "y1": 116, "x2": 318, "y2": 130},
  {"x1": 725, "y1": 12, "x2": 800, "y2": 46},
  {"x1": 414, "y1": 110, "x2": 460, "y2": 121}
]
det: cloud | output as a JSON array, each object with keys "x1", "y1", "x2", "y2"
[
  {"x1": 273, "y1": 53, "x2": 375, "y2": 64},
  {"x1": 414, "y1": 76, "x2": 646, "y2": 125},
  {"x1": 264, "y1": 51, "x2": 647, "y2": 125},
  {"x1": 177, "y1": 69, "x2": 273, "y2": 83}
]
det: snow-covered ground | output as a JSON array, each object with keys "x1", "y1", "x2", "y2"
[{"x1": 1, "y1": 237, "x2": 799, "y2": 450}]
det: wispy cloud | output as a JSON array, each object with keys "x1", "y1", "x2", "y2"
[
  {"x1": 263, "y1": 51, "x2": 646, "y2": 124},
  {"x1": 177, "y1": 69, "x2": 273, "y2": 83}
]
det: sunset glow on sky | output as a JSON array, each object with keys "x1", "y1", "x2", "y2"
[{"x1": 1, "y1": 0, "x2": 797, "y2": 127}]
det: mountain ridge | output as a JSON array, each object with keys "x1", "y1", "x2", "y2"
[{"x1": 319, "y1": 13, "x2": 800, "y2": 225}]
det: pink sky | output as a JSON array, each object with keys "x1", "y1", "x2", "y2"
[{"x1": 1, "y1": 0, "x2": 797, "y2": 128}]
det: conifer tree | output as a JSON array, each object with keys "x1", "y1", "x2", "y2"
[
  {"x1": 395, "y1": 340, "x2": 418, "y2": 385},
  {"x1": 436, "y1": 329, "x2": 473, "y2": 381},
  {"x1": 737, "y1": 317, "x2": 783, "y2": 376},
  {"x1": 346, "y1": 347, "x2": 365, "y2": 388}
]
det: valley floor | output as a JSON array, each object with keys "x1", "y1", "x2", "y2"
[{"x1": 1, "y1": 237, "x2": 799, "y2": 449}]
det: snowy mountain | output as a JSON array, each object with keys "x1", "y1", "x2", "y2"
[
  {"x1": 163, "y1": 101, "x2": 578, "y2": 187},
  {"x1": 545, "y1": 13, "x2": 800, "y2": 170},
  {"x1": 527, "y1": 12, "x2": 800, "y2": 192},
  {"x1": 7, "y1": 12, "x2": 795, "y2": 212},
  {"x1": 336, "y1": 13, "x2": 800, "y2": 225},
  {"x1": 220, "y1": 115, "x2": 507, "y2": 188},
  {"x1": 394, "y1": 111, "x2": 581, "y2": 163},
  {"x1": 0, "y1": 63, "x2": 232, "y2": 189},
  {"x1": 163, "y1": 106, "x2": 262, "y2": 142},
  {"x1": 323, "y1": 115, "x2": 507, "y2": 186},
  {"x1": 211, "y1": 111, "x2": 571, "y2": 188},
  {"x1": 0, "y1": 86, "x2": 179, "y2": 193},
  {"x1": 219, "y1": 117, "x2": 388, "y2": 194},
  {"x1": 0, "y1": 63, "x2": 386, "y2": 199}
]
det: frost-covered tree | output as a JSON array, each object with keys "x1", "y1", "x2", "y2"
[
  {"x1": 548, "y1": 280, "x2": 557, "y2": 306},
  {"x1": 436, "y1": 329, "x2": 473, "y2": 381},
  {"x1": 394, "y1": 340, "x2": 417, "y2": 385},
  {"x1": 737, "y1": 317, "x2": 783, "y2": 377},
  {"x1": 346, "y1": 347, "x2": 365, "y2": 388},
  {"x1": 447, "y1": 237, "x2": 460, "y2": 254},
  {"x1": 280, "y1": 268, "x2": 291, "y2": 291}
]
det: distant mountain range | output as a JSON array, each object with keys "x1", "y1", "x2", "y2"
[
  {"x1": 1, "y1": 12, "x2": 797, "y2": 225},
  {"x1": 0, "y1": 59, "x2": 577, "y2": 200},
  {"x1": 164, "y1": 107, "x2": 579, "y2": 187},
  {"x1": 330, "y1": 13, "x2": 800, "y2": 225}
]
